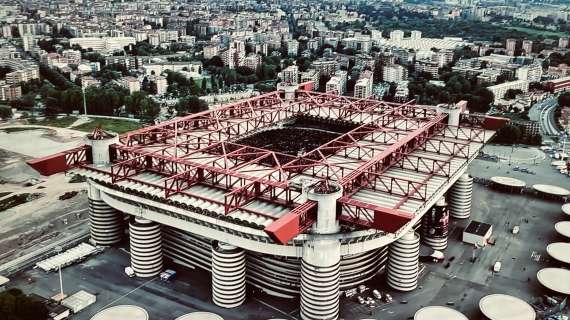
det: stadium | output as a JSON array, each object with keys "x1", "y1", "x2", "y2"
[{"x1": 28, "y1": 86, "x2": 504, "y2": 320}]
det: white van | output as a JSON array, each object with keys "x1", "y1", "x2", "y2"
[{"x1": 493, "y1": 261, "x2": 502, "y2": 272}]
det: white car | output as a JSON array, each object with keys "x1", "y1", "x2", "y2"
[
  {"x1": 512, "y1": 226, "x2": 520, "y2": 235},
  {"x1": 493, "y1": 261, "x2": 502, "y2": 273}
]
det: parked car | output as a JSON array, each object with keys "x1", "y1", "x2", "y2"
[{"x1": 493, "y1": 261, "x2": 502, "y2": 273}]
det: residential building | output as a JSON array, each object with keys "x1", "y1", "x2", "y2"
[
  {"x1": 81, "y1": 76, "x2": 101, "y2": 88},
  {"x1": 121, "y1": 76, "x2": 141, "y2": 94},
  {"x1": 203, "y1": 45, "x2": 219, "y2": 60},
  {"x1": 383, "y1": 64, "x2": 408, "y2": 83},
  {"x1": 300, "y1": 69, "x2": 319, "y2": 90},
  {"x1": 522, "y1": 40, "x2": 533, "y2": 55},
  {"x1": 516, "y1": 63, "x2": 542, "y2": 83},
  {"x1": 312, "y1": 59, "x2": 338, "y2": 77},
  {"x1": 559, "y1": 37, "x2": 569, "y2": 49},
  {"x1": 390, "y1": 30, "x2": 405, "y2": 41},
  {"x1": 506, "y1": 38, "x2": 517, "y2": 56},
  {"x1": 151, "y1": 75, "x2": 168, "y2": 95},
  {"x1": 354, "y1": 71, "x2": 373, "y2": 99},
  {"x1": 326, "y1": 76, "x2": 342, "y2": 94},
  {"x1": 243, "y1": 54, "x2": 262, "y2": 71},
  {"x1": 546, "y1": 76, "x2": 570, "y2": 93},
  {"x1": 487, "y1": 80, "x2": 530, "y2": 104},
  {"x1": 278, "y1": 65, "x2": 299, "y2": 84},
  {"x1": 0, "y1": 82, "x2": 21, "y2": 101},
  {"x1": 70, "y1": 37, "x2": 136, "y2": 52},
  {"x1": 286, "y1": 40, "x2": 299, "y2": 57}
]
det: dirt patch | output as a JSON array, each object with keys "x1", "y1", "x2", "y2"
[
  {"x1": 58, "y1": 191, "x2": 78, "y2": 201},
  {"x1": 0, "y1": 193, "x2": 44, "y2": 211}
]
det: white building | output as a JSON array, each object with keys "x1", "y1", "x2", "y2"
[
  {"x1": 70, "y1": 37, "x2": 136, "y2": 52},
  {"x1": 152, "y1": 75, "x2": 168, "y2": 95},
  {"x1": 278, "y1": 65, "x2": 299, "y2": 84},
  {"x1": 354, "y1": 77, "x2": 372, "y2": 99},
  {"x1": 390, "y1": 30, "x2": 405, "y2": 41},
  {"x1": 286, "y1": 40, "x2": 299, "y2": 57},
  {"x1": 121, "y1": 76, "x2": 141, "y2": 94},
  {"x1": 300, "y1": 69, "x2": 320, "y2": 90},
  {"x1": 383, "y1": 64, "x2": 408, "y2": 83},
  {"x1": 516, "y1": 63, "x2": 542, "y2": 83},
  {"x1": 487, "y1": 80, "x2": 530, "y2": 104}
]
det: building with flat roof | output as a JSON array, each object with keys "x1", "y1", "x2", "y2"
[
  {"x1": 546, "y1": 76, "x2": 570, "y2": 93},
  {"x1": 487, "y1": 80, "x2": 530, "y2": 104},
  {"x1": 383, "y1": 64, "x2": 408, "y2": 83}
]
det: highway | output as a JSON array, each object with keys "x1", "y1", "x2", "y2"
[{"x1": 528, "y1": 96, "x2": 560, "y2": 136}]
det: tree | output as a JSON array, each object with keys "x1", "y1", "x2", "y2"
[
  {"x1": 201, "y1": 79, "x2": 208, "y2": 94},
  {"x1": 0, "y1": 106, "x2": 12, "y2": 119},
  {"x1": 559, "y1": 92, "x2": 570, "y2": 108},
  {"x1": 175, "y1": 96, "x2": 208, "y2": 115},
  {"x1": 493, "y1": 124, "x2": 522, "y2": 144},
  {"x1": 0, "y1": 288, "x2": 48, "y2": 320},
  {"x1": 505, "y1": 89, "x2": 523, "y2": 100},
  {"x1": 124, "y1": 91, "x2": 160, "y2": 120}
]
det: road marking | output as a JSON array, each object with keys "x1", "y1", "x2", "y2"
[
  {"x1": 254, "y1": 298, "x2": 298, "y2": 320},
  {"x1": 96, "y1": 277, "x2": 157, "y2": 312}
]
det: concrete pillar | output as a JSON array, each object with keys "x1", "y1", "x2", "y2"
[
  {"x1": 300, "y1": 182, "x2": 342, "y2": 320},
  {"x1": 422, "y1": 197, "x2": 449, "y2": 250},
  {"x1": 129, "y1": 217, "x2": 163, "y2": 278},
  {"x1": 211, "y1": 242, "x2": 246, "y2": 308},
  {"x1": 449, "y1": 173, "x2": 473, "y2": 219},
  {"x1": 387, "y1": 230, "x2": 420, "y2": 291},
  {"x1": 88, "y1": 182, "x2": 122, "y2": 246}
]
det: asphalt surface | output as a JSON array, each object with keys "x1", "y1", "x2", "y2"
[
  {"x1": 528, "y1": 96, "x2": 560, "y2": 136},
  {"x1": 10, "y1": 248, "x2": 283, "y2": 320},
  {"x1": 7, "y1": 151, "x2": 570, "y2": 320}
]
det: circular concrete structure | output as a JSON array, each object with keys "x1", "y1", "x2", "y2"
[
  {"x1": 90, "y1": 305, "x2": 149, "y2": 320},
  {"x1": 555, "y1": 221, "x2": 570, "y2": 238},
  {"x1": 562, "y1": 203, "x2": 570, "y2": 217},
  {"x1": 533, "y1": 184, "x2": 570, "y2": 197},
  {"x1": 491, "y1": 176, "x2": 526, "y2": 188},
  {"x1": 546, "y1": 242, "x2": 570, "y2": 264},
  {"x1": 552, "y1": 160, "x2": 566, "y2": 167},
  {"x1": 537, "y1": 268, "x2": 570, "y2": 294},
  {"x1": 479, "y1": 294, "x2": 535, "y2": 320},
  {"x1": 414, "y1": 306, "x2": 468, "y2": 320},
  {"x1": 175, "y1": 312, "x2": 224, "y2": 320}
]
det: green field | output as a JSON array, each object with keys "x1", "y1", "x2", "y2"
[
  {"x1": 73, "y1": 118, "x2": 142, "y2": 134},
  {"x1": 506, "y1": 26, "x2": 567, "y2": 38},
  {"x1": 37, "y1": 116, "x2": 78, "y2": 128}
]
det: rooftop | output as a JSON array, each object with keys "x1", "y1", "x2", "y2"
[{"x1": 68, "y1": 89, "x2": 497, "y2": 244}]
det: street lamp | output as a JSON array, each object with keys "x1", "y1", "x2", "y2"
[
  {"x1": 82, "y1": 86, "x2": 88, "y2": 116},
  {"x1": 55, "y1": 246, "x2": 64, "y2": 300}
]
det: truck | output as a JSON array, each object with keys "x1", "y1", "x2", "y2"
[
  {"x1": 124, "y1": 266, "x2": 135, "y2": 278},
  {"x1": 160, "y1": 269, "x2": 177, "y2": 282}
]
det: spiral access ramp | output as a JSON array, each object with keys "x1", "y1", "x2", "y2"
[
  {"x1": 211, "y1": 242, "x2": 246, "y2": 308},
  {"x1": 448, "y1": 173, "x2": 473, "y2": 219},
  {"x1": 387, "y1": 230, "x2": 420, "y2": 291},
  {"x1": 129, "y1": 217, "x2": 163, "y2": 278}
]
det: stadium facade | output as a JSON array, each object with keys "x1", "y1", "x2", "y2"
[{"x1": 28, "y1": 87, "x2": 504, "y2": 320}]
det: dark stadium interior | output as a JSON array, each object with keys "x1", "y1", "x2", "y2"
[{"x1": 234, "y1": 115, "x2": 359, "y2": 157}]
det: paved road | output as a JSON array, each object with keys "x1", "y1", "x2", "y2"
[{"x1": 528, "y1": 96, "x2": 559, "y2": 136}]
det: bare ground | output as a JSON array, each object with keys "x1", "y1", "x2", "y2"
[{"x1": 0, "y1": 127, "x2": 90, "y2": 265}]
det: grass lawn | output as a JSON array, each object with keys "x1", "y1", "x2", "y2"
[
  {"x1": 506, "y1": 26, "x2": 567, "y2": 38},
  {"x1": 73, "y1": 118, "x2": 142, "y2": 134},
  {"x1": 36, "y1": 116, "x2": 78, "y2": 128}
]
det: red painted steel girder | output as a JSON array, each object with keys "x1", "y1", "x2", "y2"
[
  {"x1": 264, "y1": 113, "x2": 449, "y2": 244},
  {"x1": 27, "y1": 145, "x2": 92, "y2": 176}
]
